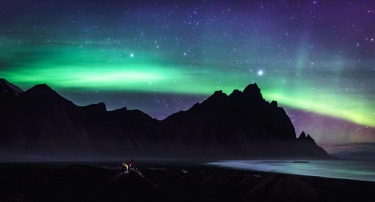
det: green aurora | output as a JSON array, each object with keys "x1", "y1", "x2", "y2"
[
  {"x1": 2, "y1": 41, "x2": 374, "y2": 128},
  {"x1": 1, "y1": 0, "x2": 374, "y2": 145}
]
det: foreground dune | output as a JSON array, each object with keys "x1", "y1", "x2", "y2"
[{"x1": 0, "y1": 162, "x2": 374, "y2": 202}]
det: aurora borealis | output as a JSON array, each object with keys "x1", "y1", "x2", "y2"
[{"x1": 0, "y1": 0, "x2": 374, "y2": 146}]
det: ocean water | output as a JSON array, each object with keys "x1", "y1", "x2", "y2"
[{"x1": 208, "y1": 160, "x2": 375, "y2": 182}]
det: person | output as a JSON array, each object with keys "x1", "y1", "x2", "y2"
[
  {"x1": 121, "y1": 162, "x2": 129, "y2": 173},
  {"x1": 128, "y1": 159, "x2": 135, "y2": 171}
]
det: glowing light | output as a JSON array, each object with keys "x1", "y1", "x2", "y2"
[
  {"x1": 258, "y1": 70, "x2": 264, "y2": 76},
  {"x1": 263, "y1": 90, "x2": 375, "y2": 127}
]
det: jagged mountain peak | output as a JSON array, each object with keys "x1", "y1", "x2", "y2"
[
  {"x1": 198, "y1": 83, "x2": 265, "y2": 108},
  {"x1": 298, "y1": 131, "x2": 315, "y2": 142},
  {"x1": 270, "y1": 100, "x2": 278, "y2": 108},
  {"x1": 243, "y1": 83, "x2": 263, "y2": 100},
  {"x1": 299, "y1": 131, "x2": 307, "y2": 138},
  {"x1": 22, "y1": 83, "x2": 75, "y2": 107},
  {"x1": 212, "y1": 90, "x2": 227, "y2": 97},
  {"x1": 203, "y1": 90, "x2": 228, "y2": 105},
  {"x1": 243, "y1": 83, "x2": 259, "y2": 92},
  {"x1": 229, "y1": 89, "x2": 242, "y2": 97},
  {"x1": 0, "y1": 78, "x2": 24, "y2": 96}
]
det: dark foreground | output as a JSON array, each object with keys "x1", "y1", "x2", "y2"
[{"x1": 1, "y1": 161, "x2": 374, "y2": 202}]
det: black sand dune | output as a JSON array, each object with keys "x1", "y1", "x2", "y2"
[{"x1": 0, "y1": 162, "x2": 374, "y2": 202}]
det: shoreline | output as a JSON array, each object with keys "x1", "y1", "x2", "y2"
[{"x1": 208, "y1": 159, "x2": 375, "y2": 183}]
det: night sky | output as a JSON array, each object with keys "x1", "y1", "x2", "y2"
[{"x1": 0, "y1": 0, "x2": 374, "y2": 147}]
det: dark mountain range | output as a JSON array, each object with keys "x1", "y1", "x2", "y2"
[{"x1": 0, "y1": 78, "x2": 329, "y2": 161}]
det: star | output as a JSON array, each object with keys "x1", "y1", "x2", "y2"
[{"x1": 257, "y1": 70, "x2": 264, "y2": 76}]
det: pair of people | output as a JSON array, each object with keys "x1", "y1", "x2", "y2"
[
  {"x1": 121, "y1": 159, "x2": 136, "y2": 173},
  {"x1": 121, "y1": 159, "x2": 144, "y2": 178}
]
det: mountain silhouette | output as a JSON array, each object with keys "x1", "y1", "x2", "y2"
[
  {"x1": 160, "y1": 84, "x2": 327, "y2": 158},
  {"x1": 0, "y1": 78, "x2": 24, "y2": 103},
  {"x1": 21, "y1": 84, "x2": 75, "y2": 107},
  {"x1": 0, "y1": 78, "x2": 330, "y2": 161}
]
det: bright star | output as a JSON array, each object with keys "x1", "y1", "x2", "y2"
[
  {"x1": 258, "y1": 70, "x2": 263, "y2": 76},
  {"x1": 130, "y1": 53, "x2": 134, "y2": 58}
]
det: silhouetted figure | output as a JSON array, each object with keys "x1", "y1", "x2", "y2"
[{"x1": 129, "y1": 159, "x2": 135, "y2": 170}]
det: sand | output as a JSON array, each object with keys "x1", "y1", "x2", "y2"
[{"x1": 0, "y1": 161, "x2": 374, "y2": 202}]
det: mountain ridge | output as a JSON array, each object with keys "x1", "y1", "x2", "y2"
[
  {"x1": 0, "y1": 78, "x2": 24, "y2": 103},
  {"x1": 0, "y1": 78, "x2": 330, "y2": 161}
]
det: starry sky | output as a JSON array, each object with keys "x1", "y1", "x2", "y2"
[{"x1": 0, "y1": 0, "x2": 374, "y2": 147}]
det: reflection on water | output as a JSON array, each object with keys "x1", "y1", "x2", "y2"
[{"x1": 208, "y1": 160, "x2": 375, "y2": 182}]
